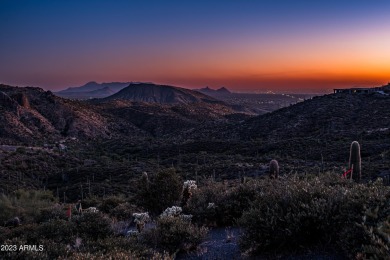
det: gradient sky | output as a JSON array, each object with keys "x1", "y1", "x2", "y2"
[{"x1": 1, "y1": 0, "x2": 390, "y2": 93}]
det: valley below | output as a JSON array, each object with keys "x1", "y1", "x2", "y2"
[{"x1": 1, "y1": 83, "x2": 389, "y2": 259}]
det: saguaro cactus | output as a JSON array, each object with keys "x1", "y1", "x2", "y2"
[
  {"x1": 349, "y1": 141, "x2": 361, "y2": 181},
  {"x1": 269, "y1": 160, "x2": 279, "y2": 179},
  {"x1": 141, "y1": 172, "x2": 149, "y2": 191}
]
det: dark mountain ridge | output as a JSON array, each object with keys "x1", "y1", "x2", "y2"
[
  {"x1": 103, "y1": 83, "x2": 223, "y2": 104},
  {"x1": 197, "y1": 86, "x2": 232, "y2": 96},
  {"x1": 58, "y1": 81, "x2": 130, "y2": 93},
  {"x1": 55, "y1": 81, "x2": 130, "y2": 99}
]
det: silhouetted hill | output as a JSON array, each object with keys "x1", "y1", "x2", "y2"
[
  {"x1": 104, "y1": 83, "x2": 223, "y2": 104},
  {"x1": 197, "y1": 86, "x2": 232, "y2": 96},
  {"x1": 56, "y1": 86, "x2": 118, "y2": 99},
  {"x1": 55, "y1": 81, "x2": 129, "y2": 99}
]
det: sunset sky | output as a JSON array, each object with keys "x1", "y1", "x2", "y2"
[{"x1": 1, "y1": 0, "x2": 390, "y2": 93}]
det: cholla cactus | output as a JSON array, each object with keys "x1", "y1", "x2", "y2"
[
  {"x1": 181, "y1": 180, "x2": 197, "y2": 207},
  {"x1": 133, "y1": 212, "x2": 150, "y2": 232},
  {"x1": 160, "y1": 206, "x2": 182, "y2": 218},
  {"x1": 180, "y1": 214, "x2": 193, "y2": 222},
  {"x1": 127, "y1": 230, "x2": 139, "y2": 237},
  {"x1": 84, "y1": 207, "x2": 99, "y2": 213},
  {"x1": 207, "y1": 203, "x2": 216, "y2": 209},
  {"x1": 183, "y1": 180, "x2": 197, "y2": 190}
]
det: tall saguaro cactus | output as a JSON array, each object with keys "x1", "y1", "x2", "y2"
[
  {"x1": 349, "y1": 141, "x2": 361, "y2": 181},
  {"x1": 269, "y1": 159, "x2": 279, "y2": 179}
]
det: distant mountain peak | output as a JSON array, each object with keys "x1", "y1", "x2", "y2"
[
  {"x1": 196, "y1": 86, "x2": 232, "y2": 96},
  {"x1": 103, "y1": 83, "x2": 220, "y2": 105},
  {"x1": 55, "y1": 82, "x2": 130, "y2": 99},
  {"x1": 217, "y1": 87, "x2": 231, "y2": 94},
  {"x1": 85, "y1": 81, "x2": 98, "y2": 85}
]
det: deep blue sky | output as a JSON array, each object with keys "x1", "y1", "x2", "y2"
[{"x1": 1, "y1": 0, "x2": 389, "y2": 92}]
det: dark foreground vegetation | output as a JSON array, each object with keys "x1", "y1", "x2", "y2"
[{"x1": 1, "y1": 172, "x2": 389, "y2": 259}]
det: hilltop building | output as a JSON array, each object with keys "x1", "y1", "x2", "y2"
[{"x1": 334, "y1": 83, "x2": 390, "y2": 94}]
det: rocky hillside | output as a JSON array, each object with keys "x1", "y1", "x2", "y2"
[
  {"x1": 0, "y1": 84, "x2": 112, "y2": 143},
  {"x1": 95, "y1": 99, "x2": 245, "y2": 138},
  {"x1": 238, "y1": 92, "x2": 390, "y2": 141},
  {"x1": 0, "y1": 84, "x2": 248, "y2": 143},
  {"x1": 194, "y1": 92, "x2": 390, "y2": 165}
]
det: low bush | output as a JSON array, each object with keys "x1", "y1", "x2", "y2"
[
  {"x1": 142, "y1": 215, "x2": 208, "y2": 254},
  {"x1": 0, "y1": 189, "x2": 56, "y2": 224},
  {"x1": 238, "y1": 174, "x2": 390, "y2": 258},
  {"x1": 98, "y1": 195, "x2": 126, "y2": 214},
  {"x1": 37, "y1": 203, "x2": 68, "y2": 222},
  {"x1": 136, "y1": 168, "x2": 182, "y2": 214},
  {"x1": 72, "y1": 212, "x2": 112, "y2": 241},
  {"x1": 186, "y1": 179, "x2": 257, "y2": 226},
  {"x1": 38, "y1": 219, "x2": 75, "y2": 243},
  {"x1": 109, "y1": 202, "x2": 138, "y2": 221}
]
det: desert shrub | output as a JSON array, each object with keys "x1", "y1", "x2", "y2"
[
  {"x1": 338, "y1": 178, "x2": 390, "y2": 258},
  {"x1": 1, "y1": 237, "x2": 48, "y2": 260},
  {"x1": 38, "y1": 219, "x2": 75, "y2": 243},
  {"x1": 238, "y1": 174, "x2": 390, "y2": 257},
  {"x1": 37, "y1": 203, "x2": 68, "y2": 222},
  {"x1": 39, "y1": 238, "x2": 70, "y2": 259},
  {"x1": 185, "y1": 180, "x2": 226, "y2": 226},
  {"x1": 80, "y1": 196, "x2": 100, "y2": 208},
  {"x1": 0, "y1": 194, "x2": 16, "y2": 223},
  {"x1": 6, "y1": 223, "x2": 40, "y2": 243},
  {"x1": 359, "y1": 206, "x2": 390, "y2": 259},
  {"x1": 98, "y1": 195, "x2": 126, "y2": 214},
  {"x1": 63, "y1": 248, "x2": 170, "y2": 260},
  {"x1": 109, "y1": 202, "x2": 138, "y2": 221},
  {"x1": 0, "y1": 189, "x2": 56, "y2": 223},
  {"x1": 186, "y1": 180, "x2": 257, "y2": 226},
  {"x1": 137, "y1": 168, "x2": 182, "y2": 214},
  {"x1": 0, "y1": 226, "x2": 11, "y2": 243},
  {"x1": 72, "y1": 212, "x2": 112, "y2": 240},
  {"x1": 142, "y1": 216, "x2": 208, "y2": 254},
  {"x1": 217, "y1": 182, "x2": 258, "y2": 225}
]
